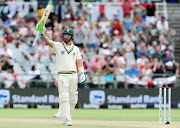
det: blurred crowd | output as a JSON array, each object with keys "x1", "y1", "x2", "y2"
[{"x1": 0, "y1": 0, "x2": 179, "y2": 89}]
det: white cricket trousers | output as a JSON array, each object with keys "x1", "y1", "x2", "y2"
[{"x1": 58, "y1": 73, "x2": 78, "y2": 124}]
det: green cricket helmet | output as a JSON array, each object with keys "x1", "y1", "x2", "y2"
[{"x1": 63, "y1": 28, "x2": 74, "y2": 37}]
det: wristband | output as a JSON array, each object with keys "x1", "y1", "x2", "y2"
[{"x1": 79, "y1": 67, "x2": 84, "y2": 74}]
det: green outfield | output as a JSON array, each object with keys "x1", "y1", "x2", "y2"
[{"x1": 0, "y1": 108, "x2": 180, "y2": 128}]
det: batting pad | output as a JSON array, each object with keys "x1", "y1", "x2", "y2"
[
  {"x1": 60, "y1": 102, "x2": 72, "y2": 124},
  {"x1": 69, "y1": 92, "x2": 78, "y2": 117}
]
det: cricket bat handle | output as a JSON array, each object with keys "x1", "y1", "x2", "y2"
[{"x1": 33, "y1": 32, "x2": 40, "y2": 47}]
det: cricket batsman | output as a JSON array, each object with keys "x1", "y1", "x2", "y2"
[{"x1": 36, "y1": 25, "x2": 87, "y2": 126}]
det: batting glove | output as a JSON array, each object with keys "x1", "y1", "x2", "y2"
[
  {"x1": 36, "y1": 22, "x2": 46, "y2": 35},
  {"x1": 80, "y1": 74, "x2": 87, "y2": 84}
]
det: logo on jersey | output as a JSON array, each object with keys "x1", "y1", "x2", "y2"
[
  {"x1": 61, "y1": 51, "x2": 65, "y2": 55},
  {"x1": 73, "y1": 52, "x2": 75, "y2": 56},
  {"x1": 89, "y1": 90, "x2": 105, "y2": 105}
]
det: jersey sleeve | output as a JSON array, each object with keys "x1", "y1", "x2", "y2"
[
  {"x1": 76, "y1": 47, "x2": 82, "y2": 60},
  {"x1": 51, "y1": 41, "x2": 59, "y2": 52}
]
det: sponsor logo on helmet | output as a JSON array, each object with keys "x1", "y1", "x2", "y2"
[{"x1": 66, "y1": 29, "x2": 70, "y2": 32}]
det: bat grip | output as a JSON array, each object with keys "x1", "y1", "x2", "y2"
[{"x1": 33, "y1": 32, "x2": 40, "y2": 47}]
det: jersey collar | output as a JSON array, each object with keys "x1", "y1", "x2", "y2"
[{"x1": 62, "y1": 42, "x2": 74, "y2": 54}]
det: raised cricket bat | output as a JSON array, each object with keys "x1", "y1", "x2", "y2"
[{"x1": 33, "y1": 3, "x2": 53, "y2": 47}]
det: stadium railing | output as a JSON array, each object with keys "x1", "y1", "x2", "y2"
[{"x1": 0, "y1": 73, "x2": 178, "y2": 89}]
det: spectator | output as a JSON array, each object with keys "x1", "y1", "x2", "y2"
[
  {"x1": 1, "y1": 65, "x2": 17, "y2": 88},
  {"x1": 141, "y1": 63, "x2": 152, "y2": 81},
  {"x1": 86, "y1": 3, "x2": 94, "y2": 23},
  {"x1": 37, "y1": 40, "x2": 50, "y2": 60},
  {"x1": 0, "y1": 44, "x2": 14, "y2": 59},
  {"x1": 18, "y1": 23, "x2": 28, "y2": 37},
  {"x1": 133, "y1": 2, "x2": 143, "y2": 23},
  {"x1": 76, "y1": 3, "x2": 85, "y2": 18},
  {"x1": 99, "y1": 29, "x2": 109, "y2": 45},
  {"x1": 101, "y1": 57, "x2": 114, "y2": 89},
  {"x1": 67, "y1": 6, "x2": 74, "y2": 21},
  {"x1": 13, "y1": 10, "x2": 21, "y2": 19},
  {"x1": 136, "y1": 17, "x2": 146, "y2": 33},
  {"x1": 0, "y1": 37, "x2": 7, "y2": 47},
  {"x1": 46, "y1": 13, "x2": 57, "y2": 30},
  {"x1": 159, "y1": 37, "x2": 173, "y2": 52},
  {"x1": 113, "y1": 50, "x2": 127, "y2": 72},
  {"x1": 110, "y1": 30, "x2": 121, "y2": 50},
  {"x1": 156, "y1": 16, "x2": 169, "y2": 33},
  {"x1": 97, "y1": 11, "x2": 105, "y2": 22},
  {"x1": 63, "y1": 13, "x2": 73, "y2": 25},
  {"x1": 86, "y1": 24, "x2": 98, "y2": 50},
  {"x1": 147, "y1": 23, "x2": 160, "y2": 43},
  {"x1": 123, "y1": 30, "x2": 136, "y2": 42},
  {"x1": 111, "y1": 18, "x2": 123, "y2": 36},
  {"x1": 146, "y1": 1, "x2": 156, "y2": 26},
  {"x1": 0, "y1": 55, "x2": 11, "y2": 71},
  {"x1": 17, "y1": 17, "x2": 26, "y2": 26},
  {"x1": 79, "y1": 47, "x2": 88, "y2": 72},
  {"x1": 136, "y1": 31, "x2": 147, "y2": 44},
  {"x1": 52, "y1": 26, "x2": 62, "y2": 42},
  {"x1": 26, "y1": 23, "x2": 36, "y2": 38},
  {"x1": 163, "y1": 50, "x2": 174, "y2": 64},
  {"x1": 148, "y1": 41, "x2": 157, "y2": 55},
  {"x1": 122, "y1": 0, "x2": 132, "y2": 17},
  {"x1": 56, "y1": 0, "x2": 67, "y2": 23},
  {"x1": 157, "y1": 12, "x2": 163, "y2": 22},
  {"x1": 136, "y1": 53, "x2": 149, "y2": 70},
  {"x1": 4, "y1": 28, "x2": 14, "y2": 43},
  {"x1": 0, "y1": 1, "x2": 10, "y2": 22},
  {"x1": 141, "y1": 63, "x2": 152, "y2": 89},
  {"x1": 28, "y1": 65, "x2": 40, "y2": 88},
  {"x1": 74, "y1": 20, "x2": 85, "y2": 48},
  {"x1": 122, "y1": 39, "x2": 135, "y2": 52},
  {"x1": 16, "y1": 34, "x2": 25, "y2": 45},
  {"x1": 152, "y1": 58, "x2": 165, "y2": 82},
  {"x1": 165, "y1": 61, "x2": 178, "y2": 88},
  {"x1": 26, "y1": 41, "x2": 39, "y2": 60},
  {"x1": 26, "y1": 12, "x2": 37, "y2": 24},
  {"x1": 10, "y1": 20, "x2": 17, "y2": 32},
  {"x1": 99, "y1": 43, "x2": 111, "y2": 57},
  {"x1": 111, "y1": 12, "x2": 118, "y2": 22},
  {"x1": 126, "y1": 62, "x2": 140, "y2": 89},
  {"x1": 167, "y1": 24, "x2": 176, "y2": 48},
  {"x1": 136, "y1": 40, "x2": 149, "y2": 57},
  {"x1": 79, "y1": 16, "x2": 89, "y2": 31},
  {"x1": 37, "y1": 4, "x2": 45, "y2": 21},
  {"x1": 123, "y1": 13, "x2": 134, "y2": 31},
  {"x1": 89, "y1": 55, "x2": 102, "y2": 73},
  {"x1": 24, "y1": 8, "x2": 37, "y2": 19},
  {"x1": 151, "y1": 47, "x2": 162, "y2": 62},
  {"x1": 0, "y1": 17, "x2": 3, "y2": 27},
  {"x1": 4, "y1": 14, "x2": 12, "y2": 26},
  {"x1": 98, "y1": 16, "x2": 110, "y2": 35},
  {"x1": 8, "y1": 0, "x2": 19, "y2": 17}
]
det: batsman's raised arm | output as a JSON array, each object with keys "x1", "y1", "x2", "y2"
[
  {"x1": 41, "y1": 32, "x2": 54, "y2": 48},
  {"x1": 36, "y1": 24, "x2": 53, "y2": 48}
]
